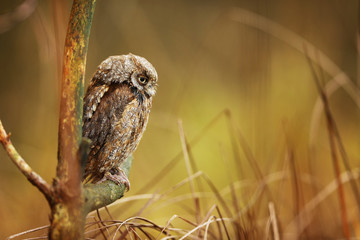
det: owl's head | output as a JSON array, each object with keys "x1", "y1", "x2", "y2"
[{"x1": 94, "y1": 53, "x2": 158, "y2": 97}]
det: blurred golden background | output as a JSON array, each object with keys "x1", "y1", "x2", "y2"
[{"x1": 0, "y1": 0, "x2": 359, "y2": 239}]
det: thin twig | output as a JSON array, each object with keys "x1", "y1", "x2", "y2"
[{"x1": 0, "y1": 120, "x2": 53, "y2": 201}]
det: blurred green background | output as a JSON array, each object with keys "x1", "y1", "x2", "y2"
[{"x1": 0, "y1": 0, "x2": 359, "y2": 239}]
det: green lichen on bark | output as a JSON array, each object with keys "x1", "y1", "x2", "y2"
[{"x1": 83, "y1": 156, "x2": 133, "y2": 215}]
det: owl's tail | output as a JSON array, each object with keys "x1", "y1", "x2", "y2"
[{"x1": 82, "y1": 172, "x2": 101, "y2": 184}]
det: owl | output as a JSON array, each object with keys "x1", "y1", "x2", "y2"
[{"x1": 82, "y1": 53, "x2": 158, "y2": 190}]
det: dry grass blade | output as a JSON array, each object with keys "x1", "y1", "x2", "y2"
[
  {"x1": 178, "y1": 119, "x2": 202, "y2": 226},
  {"x1": 268, "y1": 202, "x2": 280, "y2": 240},
  {"x1": 218, "y1": 173, "x2": 281, "y2": 197},
  {"x1": 105, "y1": 206, "x2": 115, "y2": 221},
  {"x1": 85, "y1": 216, "x2": 173, "y2": 240},
  {"x1": 123, "y1": 225, "x2": 133, "y2": 240},
  {"x1": 7, "y1": 225, "x2": 49, "y2": 240},
  {"x1": 113, "y1": 173, "x2": 207, "y2": 218},
  {"x1": 201, "y1": 173, "x2": 233, "y2": 218},
  {"x1": 124, "y1": 172, "x2": 205, "y2": 215},
  {"x1": 111, "y1": 171, "x2": 203, "y2": 218},
  {"x1": 161, "y1": 171, "x2": 203, "y2": 198},
  {"x1": 216, "y1": 206, "x2": 231, "y2": 240},
  {"x1": 287, "y1": 144, "x2": 305, "y2": 236},
  {"x1": 229, "y1": 7, "x2": 360, "y2": 109},
  {"x1": 156, "y1": 214, "x2": 178, "y2": 240},
  {"x1": 161, "y1": 237, "x2": 180, "y2": 240},
  {"x1": 136, "y1": 111, "x2": 226, "y2": 195},
  {"x1": 21, "y1": 237, "x2": 47, "y2": 240},
  {"x1": 309, "y1": 75, "x2": 360, "y2": 148},
  {"x1": 136, "y1": 226, "x2": 154, "y2": 239},
  {"x1": 281, "y1": 123, "x2": 303, "y2": 221},
  {"x1": 96, "y1": 209, "x2": 110, "y2": 239},
  {"x1": 129, "y1": 226, "x2": 142, "y2": 240},
  {"x1": 285, "y1": 168, "x2": 360, "y2": 238},
  {"x1": 110, "y1": 193, "x2": 162, "y2": 205},
  {"x1": 236, "y1": 126, "x2": 273, "y2": 198},
  {"x1": 113, "y1": 217, "x2": 146, "y2": 240},
  {"x1": 204, "y1": 216, "x2": 216, "y2": 240},
  {"x1": 225, "y1": 111, "x2": 274, "y2": 206},
  {"x1": 224, "y1": 109, "x2": 243, "y2": 179},
  {"x1": 234, "y1": 180, "x2": 265, "y2": 219},
  {"x1": 219, "y1": 142, "x2": 241, "y2": 239},
  {"x1": 201, "y1": 205, "x2": 217, "y2": 226},
  {"x1": 135, "y1": 189, "x2": 161, "y2": 217},
  {"x1": 225, "y1": 112, "x2": 261, "y2": 181},
  {"x1": 198, "y1": 205, "x2": 219, "y2": 239},
  {"x1": 333, "y1": 121, "x2": 360, "y2": 206},
  {"x1": 305, "y1": 48, "x2": 350, "y2": 240},
  {"x1": 178, "y1": 217, "x2": 232, "y2": 240}
]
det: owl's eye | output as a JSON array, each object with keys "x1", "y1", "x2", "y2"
[{"x1": 137, "y1": 75, "x2": 148, "y2": 85}]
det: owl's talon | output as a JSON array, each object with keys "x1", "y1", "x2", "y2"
[{"x1": 98, "y1": 169, "x2": 130, "y2": 191}]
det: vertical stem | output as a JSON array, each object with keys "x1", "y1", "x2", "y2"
[
  {"x1": 178, "y1": 120, "x2": 201, "y2": 225},
  {"x1": 57, "y1": 0, "x2": 96, "y2": 194},
  {"x1": 325, "y1": 112, "x2": 350, "y2": 240},
  {"x1": 51, "y1": 0, "x2": 97, "y2": 239}
]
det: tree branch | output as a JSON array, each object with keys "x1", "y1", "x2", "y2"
[
  {"x1": 0, "y1": 120, "x2": 53, "y2": 201},
  {"x1": 83, "y1": 156, "x2": 133, "y2": 215}
]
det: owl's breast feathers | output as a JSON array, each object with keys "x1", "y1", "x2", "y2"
[{"x1": 82, "y1": 82, "x2": 152, "y2": 182}]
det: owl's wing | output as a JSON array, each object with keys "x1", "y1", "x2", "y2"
[
  {"x1": 83, "y1": 82, "x2": 109, "y2": 124},
  {"x1": 82, "y1": 83, "x2": 136, "y2": 182},
  {"x1": 83, "y1": 83, "x2": 137, "y2": 145},
  {"x1": 82, "y1": 81, "x2": 112, "y2": 149}
]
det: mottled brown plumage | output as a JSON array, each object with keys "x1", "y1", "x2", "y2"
[{"x1": 82, "y1": 54, "x2": 158, "y2": 189}]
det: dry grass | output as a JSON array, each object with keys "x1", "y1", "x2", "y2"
[{"x1": 8, "y1": 101, "x2": 360, "y2": 239}]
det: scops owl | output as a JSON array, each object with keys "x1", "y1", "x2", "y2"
[{"x1": 82, "y1": 53, "x2": 158, "y2": 189}]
